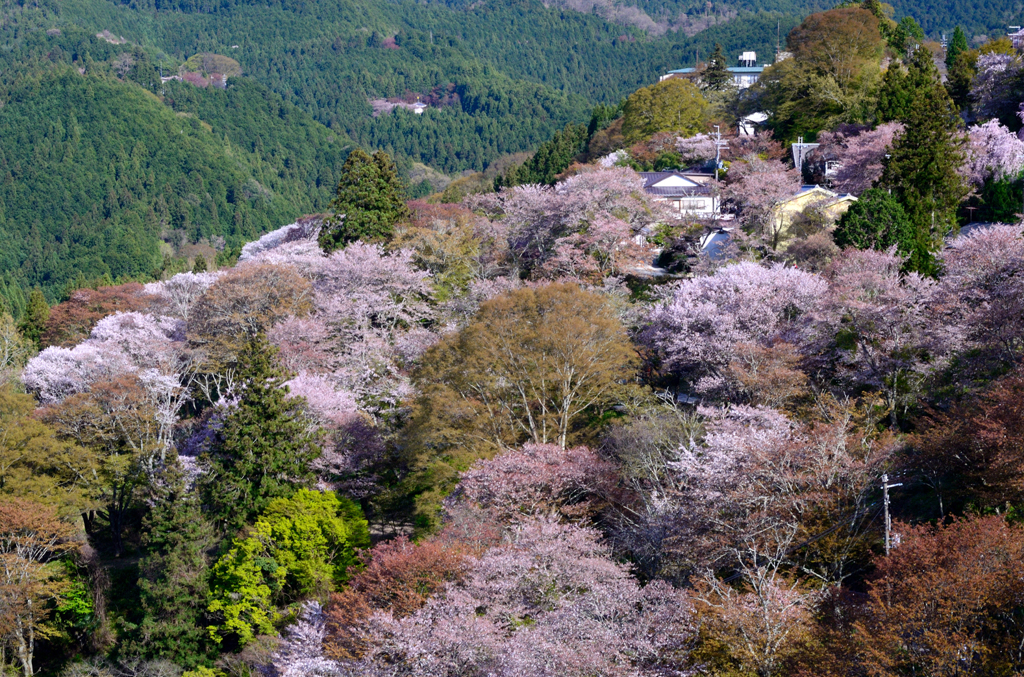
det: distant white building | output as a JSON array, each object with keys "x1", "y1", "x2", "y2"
[
  {"x1": 640, "y1": 171, "x2": 719, "y2": 219},
  {"x1": 660, "y1": 51, "x2": 768, "y2": 89}
]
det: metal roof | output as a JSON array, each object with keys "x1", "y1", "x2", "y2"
[{"x1": 644, "y1": 185, "x2": 714, "y2": 197}]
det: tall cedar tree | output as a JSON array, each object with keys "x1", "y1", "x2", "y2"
[
  {"x1": 945, "y1": 26, "x2": 968, "y2": 69},
  {"x1": 877, "y1": 65, "x2": 913, "y2": 123},
  {"x1": 498, "y1": 123, "x2": 589, "y2": 188},
  {"x1": 880, "y1": 48, "x2": 969, "y2": 275},
  {"x1": 946, "y1": 50, "x2": 978, "y2": 113},
  {"x1": 318, "y1": 149, "x2": 410, "y2": 252},
  {"x1": 133, "y1": 472, "x2": 215, "y2": 667},
  {"x1": 17, "y1": 289, "x2": 49, "y2": 350},
  {"x1": 703, "y1": 43, "x2": 731, "y2": 91},
  {"x1": 199, "y1": 334, "x2": 320, "y2": 532},
  {"x1": 833, "y1": 188, "x2": 915, "y2": 257}
]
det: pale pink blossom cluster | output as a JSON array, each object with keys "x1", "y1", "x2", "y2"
[
  {"x1": 939, "y1": 224, "x2": 1024, "y2": 362},
  {"x1": 676, "y1": 133, "x2": 719, "y2": 165},
  {"x1": 454, "y1": 443, "x2": 615, "y2": 522},
  {"x1": 144, "y1": 271, "x2": 222, "y2": 321},
  {"x1": 644, "y1": 261, "x2": 826, "y2": 383},
  {"x1": 354, "y1": 518, "x2": 696, "y2": 677},
  {"x1": 820, "y1": 122, "x2": 903, "y2": 195},
  {"x1": 23, "y1": 312, "x2": 186, "y2": 404},
  {"x1": 964, "y1": 119, "x2": 1024, "y2": 186},
  {"x1": 468, "y1": 167, "x2": 666, "y2": 279}
]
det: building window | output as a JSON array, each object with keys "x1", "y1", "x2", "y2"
[{"x1": 680, "y1": 200, "x2": 707, "y2": 210}]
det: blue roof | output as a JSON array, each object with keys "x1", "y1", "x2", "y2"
[{"x1": 666, "y1": 66, "x2": 766, "y2": 74}]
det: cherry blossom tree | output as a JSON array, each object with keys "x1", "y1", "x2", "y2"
[
  {"x1": 722, "y1": 158, "x2": 802, "y2": 248},
  {"x1": 643, "y1": 261, "x2": 826, "y2": 394},
  {"x1": 970, "y1": 53, "x2": 1024, "y2": 129},
  {"x1": 810, "y1": 248, "x2": 944, "y2": 426},
  {"x1": 468, "y1": 167, "x2": 666, "y2": 277},
  {"x1": 453, "y1": 443, "x2": 616, "y2": 523},
  {"x1": 963, "y1": 119, "x2": 1024, "y2": 186},
  {"x1": 23, "y1": 312, "x2": 185, "y2": 406},
  {"x1": 823, "y1": 122, "x2": 903, "y2": 195},
  {"x1": 143, "y1": 271, "x2": 221, "y2": 322},
  {"x1": 312, "y1": 243, "x2": 435, "y2": 414},
  {"x1": 352, "y1": 518, "x2": 696, "y2": 676},
  {"x1": 676, "y1": 133, "x2": 719, "y2": 166},
  {"x1": 939, "y1": 224, "x2": 1024, "y2": 363}
]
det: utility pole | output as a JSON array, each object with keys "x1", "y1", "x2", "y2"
[
  {"x1": 713, "y1": 124, "x2": 727, "y2": 181},
  {"x1": 882, "y1": 473, "x2": 903, "y2": 555}
]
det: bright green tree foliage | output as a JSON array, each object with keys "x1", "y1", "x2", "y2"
[
  {"x1": 199, "y1": 335, "x2": 320, "y2": 532},
  {"x1": 133, "y1": 474, "x2": 215, "y2": 667},
  {"x1": 834, "y1": 188, "x2": 915, "y2": 256},
  {"x1": 750, "y1": 8, "x2": 884, "y2": 140},
  {"x1": 703, "y1": 43, "x2": 732, "y2": 92},
  {"x1": 17, "y1": 290, "x2": 49, "y2": 350},
  {"x1": 206, "y1": 489, "x2": 368, "y2": 646},
  {"x1": 946, "y1": 26, "x2": 969, "y2": 69},
  {"x1": 319, "y1": 149, "x2": 411, "y2": 252},
  {"x1": 622, "y1": 79, "x2": 708, "y2": 143},
  {"x1": 880, "y1": 48, "x2": 969, "y2": 275}
]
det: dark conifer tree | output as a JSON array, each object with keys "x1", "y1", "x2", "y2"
[
  {"x1": 134, "y1": 471, "x2": 214, "y2": 667},
  {"x1": 877, "y1": 65, "x2": 914, "y2": 123},
  {"x1": 199, "y1": 334, "x2": 320, "y2": 531},
  {"x1": 880, "y1": 48, "x2": 969, "y2": 275},
  {"x1": 318, "y1": 148, "x2": 410, "y2": 252},
  {"x1": 945, "y1": 26, "x2": 968, "y2": 69},
  {"x1": 703, "y1": 43, "x2": 732, "y2": 92},
  {"x1": 499, "y1": 123, "x2": 588, "y2": 188},
  {"x1": 17, "y1": 289, "x2": 49, "y2": 349}
]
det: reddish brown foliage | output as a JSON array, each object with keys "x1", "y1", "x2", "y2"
[
  {"x1": 909, "y1": 367, "x2": 1024, "y2": 514},
  {"x1": 855, "y1": 516, "x2": 1024, "y2": 676},
  {"x1": 41, "y1": 284, "x2": 152, "y2": 348},
  {"x1": 323, "y1": 536, "x2": 473, "y2": 659}
]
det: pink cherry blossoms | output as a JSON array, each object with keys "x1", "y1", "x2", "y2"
[
  {"x1": 644, "y1": 261, "x2": 826, "y2": 390},
  {"x1": 963, "y1": 119, "x2": 1024, "y2": 186}
]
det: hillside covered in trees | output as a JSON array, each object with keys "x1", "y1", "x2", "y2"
[{"x1": 6, "y1": 2, "x2": 1024, "y2": 676}]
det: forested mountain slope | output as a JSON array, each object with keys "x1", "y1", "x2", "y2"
[
  {"x1": 35, "y1": 0, "x2": 803, "y2": 172},
  {"x1": 0, "y1": 28, "x2": 351, "y2": 303}
]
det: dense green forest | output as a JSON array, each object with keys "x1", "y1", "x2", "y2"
[{"x1": 0, "y1": 27, "x2": 352, "y2": 304}]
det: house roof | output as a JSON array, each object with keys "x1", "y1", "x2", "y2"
[
  {"x1": 645, "y1": 185, "x2": 714, "y2": 197},
  {"x1": 640, "y1": 171, "x2": 716, "y2": 197},
  {"x1": 640, "y1": 170, "x2": 713, "y2": 186}
]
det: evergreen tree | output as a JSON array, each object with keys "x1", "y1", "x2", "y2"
[
  {"x1": 946, "y1": 50, "x2": 977, "y2": 113},
  {"x1": 877, "y1": 65, "x2": 914, "y2": 123},
  {"x1": 133, "y1": 472, "x2": 215, "y2": 668},
  {"x1": 945, "y1": 26, "x2": 969, "y2": 69},
  {"x1": 703, "y1": 43, "x2": 732, "y2": 92},
  {"x1": 199, "y1": 334, "x2": 320, "y2": 532},
  {"x1": 888, "y1": 16, "x2": 924, "y2": 56},
  {"x1": 17, "y1": 289, "x2": 49, "y2": 350},
  {"x1": 880, "y1": 48, "x2": 969, "y2": 275},
  {"x1": 318, "y1": 149, "x2": 410, "y2": 253},
  {"x1": 499, "y1": 123, "x2": 589, "y2": 188},
  {"x1": 192, "y1": 254, "x2": 208, "y2": 273},
  {"x1": 834, "y1": 188, "x2": 915, "y2": 256}
]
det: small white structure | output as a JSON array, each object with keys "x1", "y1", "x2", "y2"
[
  {"x1": 739, "y1": 112, "x2": 769, "y2": 136},
  {"x1": 640, "y1": 171, "x2": 719, "y2": 219},
  {"x1": 412, "y1": 102, "x2": 427, "y2": 115}
]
